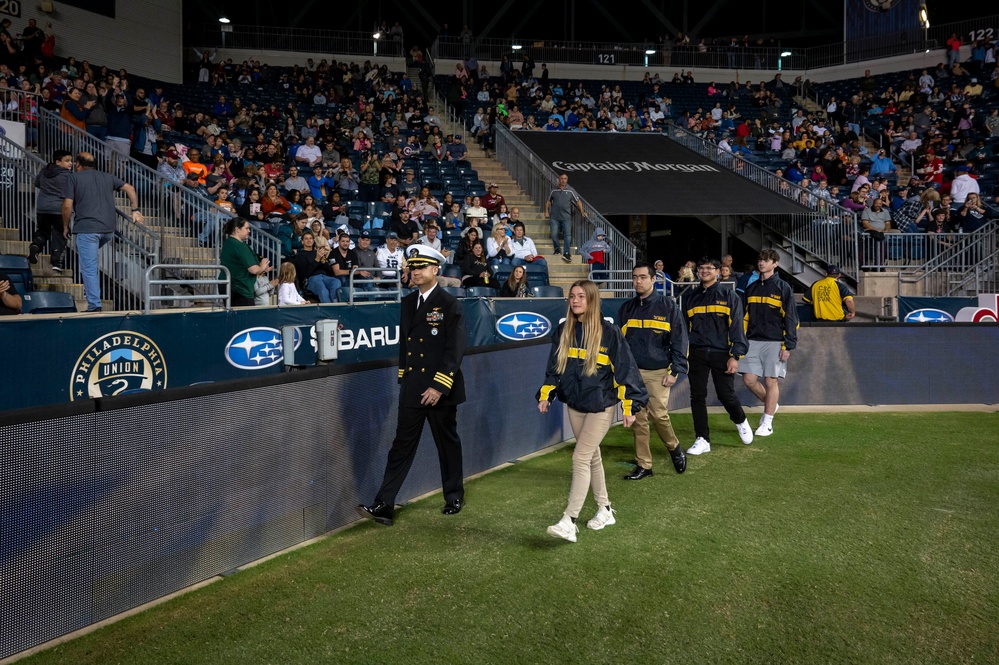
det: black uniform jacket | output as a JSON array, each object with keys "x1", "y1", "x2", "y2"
[
  {"x1": 537, "y1": 320, "x2": 648, "y2": 416},
  {"x1": 618, "y1": 292, "x2": 689, "y2": 375},
  {"x1": 398, "y1": 285, "x2": 467, "y2": 407},
  {"x1": 683, "y1": 282, "x2": 749, "y2": 359},
  {"x1": 743, "y1": 273, "x2": 799, "y2": 350}
]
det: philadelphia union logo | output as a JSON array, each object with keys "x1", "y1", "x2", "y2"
[{"x1": 71, "y1": 332, "x2": 167, "y2": 400}]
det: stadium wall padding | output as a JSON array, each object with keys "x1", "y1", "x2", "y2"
[{"x1": 0, "y1": 341, "x2": 561, "y2": 660}]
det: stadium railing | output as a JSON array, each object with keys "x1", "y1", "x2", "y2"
[
  {"x1": 0, "y1": 88, "x2": 41, "y2": 150},
  {"x1": 188, "y1": 24, "x2": 405, "y2": 57},
  {"x1": 493, "y1": 123, "x2": 637, "y2": 297},
  {"x1": 425, "y1": 13, "x2": 999, "y2": 71},
  {"x1": 897, "y1": 225, "x2": 998, "y2": 296},
  {"x1": 35, "y1": 108, "x2": 281, "y2": 309},
  {"x1": 664, "y1": 121, "x2": 861, "y2": 279}
]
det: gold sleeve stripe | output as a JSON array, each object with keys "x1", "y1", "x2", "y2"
[
  {"x1": 566, "y1": 347, "x2": 611, "y2": 365},
  {"x1": 434, "y1": 373, "x2": 454, "y2": 387},
  {"x1": 398, "y1": 369, "x2": 405, "y2": 377},
  {"x1": 686, "y1": 305, "x2": 731, "y2": 317},
  {"x1": 747, "y1": 295, "x2": 784, "y2": 308},
  {"x1": 621, "y1": 399, "x2": 633, "y2": 417},
  {"x1": 622, "y1": 318, "x2": 671, "y2": 333},
  {"x1": 540, "y1": 384, "x2": 556, "y2": 401}
]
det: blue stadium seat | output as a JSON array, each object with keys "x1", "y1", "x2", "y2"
[
  {"x1": 20, "y1": 291, "x2": 77, "y2": 314},
  {"x1": 531, "y1": 285, "x2": 564, "y2": 298},
  {"x1": 463, "y1": 286, "x2": 495, "y2": 297},
  {"x1": 524, "y1": 263, "x2": 550, "y2": 286},
  {"x1": 440, "y1": 286, "x2": 466, "y2": 298},
  {"x1": 0, "y1": 255, "x2": 33, "y2": 293},
  {"x1": 337, "y1": 287, "x2": 398, "y2": 303},
  {"x1": 442, "y1": 265, "x2": 462, "y2": 279}
]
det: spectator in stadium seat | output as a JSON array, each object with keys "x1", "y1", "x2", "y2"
[
  {"x1": 870, "y1": 148, "x2": 897, "y2": 178},
  {"x1": 284, "y1": 166, "x2": 309, "y2": 196},
  {"x1": 0, "y1": 271, "x2": 22, "y2": 314},
  {"x1": 295, "y1": 135, "x2": 323, "y2": 168},
  {"x1": 484, "y1": 225, "x2": 512, "y2": 264},
  {"x1": 957, "y1": 193, "x2": 990, "y2": 232},
  {"x1": 580, "y1": 228, "x2": 610, "y2": 282},
  {"x1": 460, "y1": 241, "x2": 495, "y2": 289},
  {"x1": 455, "y1": 226, "x2": 481, "y2": 264},
  {"x1": 392, "y1": 209, "x2": 420, "y2": 248},
  {"x1": 949, "y1": 165, "x2": 980, "y2": 207},
  {"x1": 334, "y1": 157, "x2": 359, "y2": 199},
  {"x1": 375, "y1": 231, "x2": 405, "y2": 283},
  {"x1": 499, "y1": 265, "x2": 532, "y2": 297},
  {"x1": 481, "y1": 183, "x2": 505, "y2": 215},
  {"x1": 308, "y1": 165, "x2": 335, "y2": 203},
  {"x1": 418, "y1": 223, "x2": 454, "y2": 266},
  {"x1": 292, "y1": 230, "x2": 341, "y2": 302},
  {"x1": 804, "y1": 265, "x2": 854, "y2": 321},
  {"x1": 444, "y1": 202, "x2": 464, "y2": 230}
]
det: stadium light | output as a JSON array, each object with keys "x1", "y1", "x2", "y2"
[
  {"x1": 919, "y1": 5, "x2": 929, "y2": 28},
  {"x1": 511, "y1": 43, "x2": 523, "y2": 50},
  {"x1": 373, "y1": 31, "x2": 382, "y2": 39},
  {"x1": 218, "y1": 16, "x2": 230, "y2": 24},
  {"x1": 645, "y1": 49, "x2": 656, "y2": 55},
  {"x1": 780, "y1": 50, "x2": 792, "y2": 57}
]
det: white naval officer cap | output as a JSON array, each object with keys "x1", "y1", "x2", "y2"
[{"x1": 406, "y1": 244, "x2": 446, "y2": 267}]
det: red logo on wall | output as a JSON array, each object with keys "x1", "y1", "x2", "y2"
[{"x1": 955, "y1": 295, "x2": 999, "y2": 323}]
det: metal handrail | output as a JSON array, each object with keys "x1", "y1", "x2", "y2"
[
  {"x1": 346, "y1": 267, "x2": 404, "y2": 304},
  {"x1": 425, "y1": 13, "x2": 999, "y2": 71},
  {"x1": 493, "y1": 123, "x2": 636, "y2": 278},
  {"x1": 664, "y1": 121, "x2": 860, "y2": 280},
  {"x1": 189, "y1": 24, "x2": 405, "y2": 57},
  {"x1": 144, "y1": 264, "x2": 231, "y2": 313},
  {"x1": 897, "y1": 226, "x2": 997, "y2": 296},
  {"x1": 590, "y1": 269, "x2": 737, "y2": 297}
]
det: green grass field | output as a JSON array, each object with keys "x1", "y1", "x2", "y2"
[{"x1": 21, "y1": 412, "x2": 999, "y2": 665}]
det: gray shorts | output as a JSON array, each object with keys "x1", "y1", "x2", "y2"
[{"x1": 739, "y1": 340, "x2": 787, "y2": 379}]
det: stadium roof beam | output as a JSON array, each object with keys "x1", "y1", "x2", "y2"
[
  {"x1": 635, "y1": 0, "x2": 683, "y2": 39},
  {"x1": 507, "y1": 3, "x2": 547, "y2": 46},
  {"x1": 588, "y1": 0, "x2": 638, "y2": 42},
  {"x1": 285, "y1": 0, "x2": 321, "y2": 31},
  {"x1": 688, "y1": 0, "x2": 732, "y2": 39},
  {"x1": 393, "y1": 2, "x2": 436, "y2": 46},
  {"x1": 476, "y1": 0, "x2": 519, "y2": 41}
]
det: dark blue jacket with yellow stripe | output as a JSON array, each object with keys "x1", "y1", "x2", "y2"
[
  {"x1": 617, "y1": 292, "x2": 689, "y2": 376},
  {"x1": 537, "y1": 320, "x2": 648, "y2": 416},
  {"x1": 743, "y1": 273, "x2": 798, "y2": 350},
  {"x1": 682, "y1": 282, "x2": 749, "y2": 358}
]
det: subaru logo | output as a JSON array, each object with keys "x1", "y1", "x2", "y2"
[
  {"x1": 903, "y1": 309, "x2": 954, "y2": 323},
  {"x1": 225, "y1": 327, "x2": 302, "y2": 370},
  {"x1": 496, "y1": 312, "x2": 552, "y2": 341}
]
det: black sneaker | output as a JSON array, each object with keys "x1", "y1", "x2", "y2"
[
  {"x1": 51, "y1": 262, "x2": 64, "y2": 273},
  {"x1": 561, "y1": 253, "x2": 571, "y2": 263},
  {"x1": 28, "y1": 244, "x2": 40, "y2": 264}
]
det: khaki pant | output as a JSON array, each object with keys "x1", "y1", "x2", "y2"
[
  {"x1": 564, "y1": 406, "x2": 614, "y2": 519},
  {"x1": 633, "y1": 368, "x2": 679, "y2": 470}
]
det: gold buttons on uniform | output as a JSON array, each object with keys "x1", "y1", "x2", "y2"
[
  {"x1": 421, "y1": 368, "x2": 425, "y2": 372},
  {"x1": 420, "y1": 354, "x2": 424, "y2": 357}
]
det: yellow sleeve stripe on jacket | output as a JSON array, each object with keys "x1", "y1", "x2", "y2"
[
  {"x1": 566, "y1": 347, "x2": 611, "y2": 365},
  {"x1": 614, "y1": 383, "x2": 634, "y2": 417},
  {"x1": 686, "y1": 305, "x2": 731, "y2": 317},
  {"x1": 622, "y1": 318, "x2": 672, "y2": 334},
  {"x1": 398, "y1": 369, "x2": 405, "y2": 377},
  {"x1": 540, "y1": 384, "x2": 556, "y2": 401},
  {"x1": 433, "y1": 373, "x2": 454, "y2": 388},
  {"x1": 747, "y1": 295, "x2": 785, "y2": 308}
]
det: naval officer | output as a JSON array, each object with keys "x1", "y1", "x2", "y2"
[{"x1": 357, "y1": 244, "x2": 467, "y2": 525}]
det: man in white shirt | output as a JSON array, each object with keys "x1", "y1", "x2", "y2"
[
  {"x1": 295, "y1": 136, "x2": 323, "y2": 167},
  {"x1": 418, "y1": 223, "x2": 453, "y2": 264},
  {"x1": 509, "y1": 220, "x2": 547, "y2": 267},
  {"x1": 918, "y1": 69, "x2": 934, "y2": 90},
  {"x1": 375, "y1": 232, "x2": 405, "y2": 282},
  {"x1": 949, "y1": 166, "x2": 980, "y2": 207},
  {"x1": 899, "y1": 132, "x2": 922, "y2": 160}
]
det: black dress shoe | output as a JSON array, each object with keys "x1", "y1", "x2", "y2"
[
  {"x1": 668, "y1": 445, "x2": 687, "y2": 474},
  {"x1": 624, "y1": 465, "x2": 654, "y2": 481},
  {"x1": 442, "y1": 499, "x2": 463, "y2": 515},
  {"x1": 356, "y1": 502, "x2": 394, "y2": 526}
]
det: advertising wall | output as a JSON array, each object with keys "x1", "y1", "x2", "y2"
[{"x1": 0, "y1": 299, "x2": 626, "y2": 413}]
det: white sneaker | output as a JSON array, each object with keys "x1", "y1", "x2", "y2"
[
  {"x1": 547, "y1": 516, "x2": 578, "y2": 542},
  {"x1": 737, "y1": 419, "x2": 754, "y2": 445},
  {"x1": 687, "y1": 437, "x2": 711, "y2": 455},
  {"x1": 586, "y1": 505, "x2": 617, "y2": 530},
  {"x1": 755, "y1": 423, "x2": 773, "y2": 437}
]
